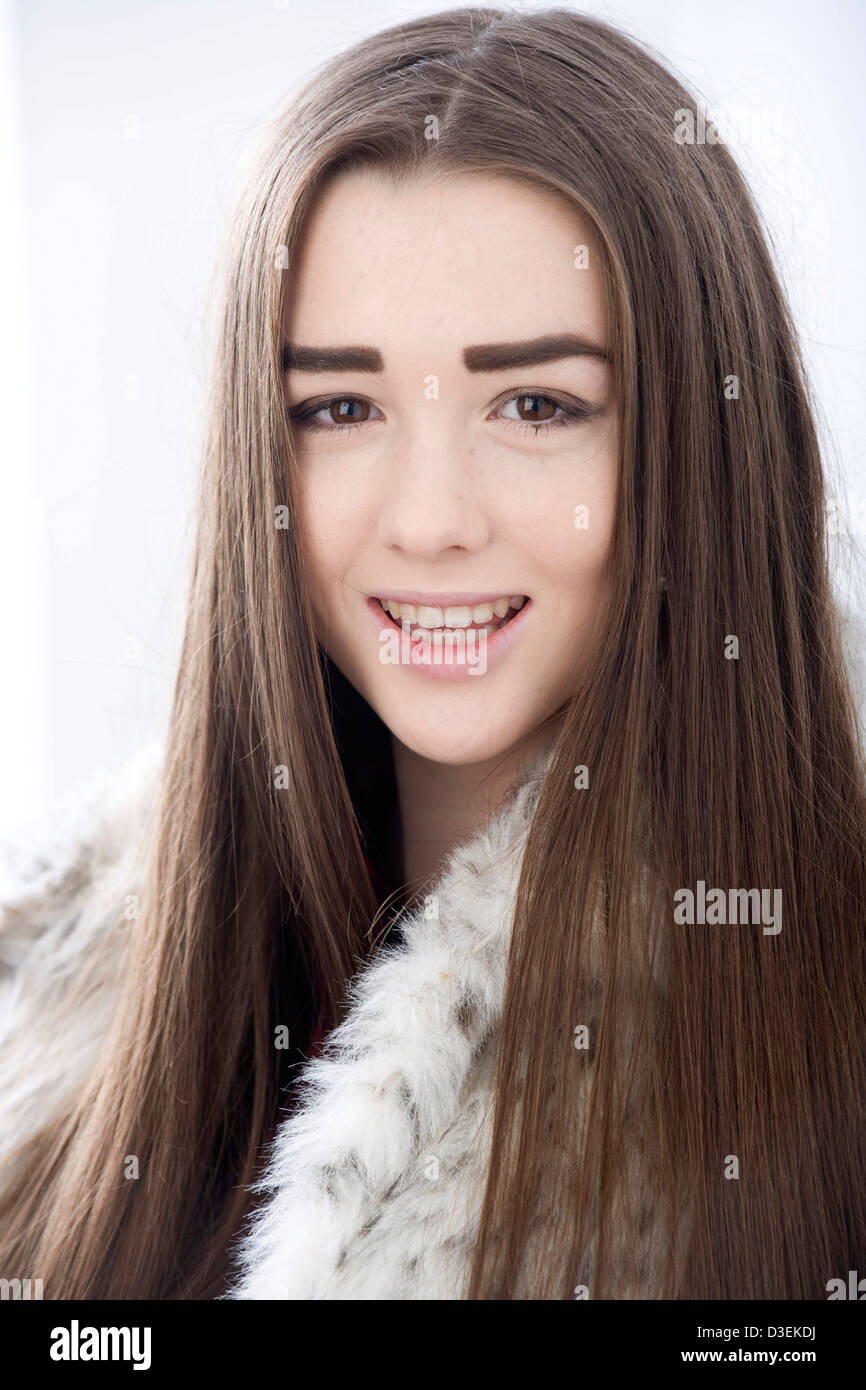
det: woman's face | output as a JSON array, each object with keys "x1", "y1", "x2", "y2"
[{"x1": 284, "y1": 170, "x2": 618, "y2": 766}]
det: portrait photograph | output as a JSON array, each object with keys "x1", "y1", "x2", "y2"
[{"x1": 1, "y1": 0, "x2": 864, "y2": 1363}]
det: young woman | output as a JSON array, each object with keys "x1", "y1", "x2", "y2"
[{"x1": 1, "y1": 6, "x2": 865, "y2": 1301}]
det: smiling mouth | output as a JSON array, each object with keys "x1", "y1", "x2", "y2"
[{"x1": 373, "y1": 595, "x2": 527, "y2": 639}]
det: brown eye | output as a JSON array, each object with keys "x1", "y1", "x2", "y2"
[
  {"x1": 494, "y1": 391, "x2": 593, "y2": 434},
  {"x1": 328, "y1": 398, "x2": 371, "y2": 424},
  {"x1": 289, "y1": 395, "x2": 384, "y2": 433},
  {"x1": 515, "y1": 394, "x2": 558, "y2": 422}
]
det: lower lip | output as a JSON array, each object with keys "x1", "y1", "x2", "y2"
[{"x1": 363, "y1": 596, "x2": 533, "y2": 681}]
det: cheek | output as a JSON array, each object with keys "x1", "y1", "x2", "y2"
[
  {"x1": 518, "y1": 469, "x2": 617, "y2": 614},
  {"x1": 570, "y1": 504, "x2": 616, "y2": 599},
  {"x1": 295, "y1": 465, "x2": 359, "y2": 615}
]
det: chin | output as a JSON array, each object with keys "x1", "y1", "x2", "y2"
[
  {"x1": 371, "y1": 693, "x2": 541, "y2": 768},
  {"x1": 397, "y1": 729, "x2": 513, "y2": 766},
  {"x1": 325, "y1": 637, "x2": 559, "y2": 767}
]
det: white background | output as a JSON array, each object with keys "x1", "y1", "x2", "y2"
[{"x1": 1, "y1": 0, "x2": 864, "y2": 833}]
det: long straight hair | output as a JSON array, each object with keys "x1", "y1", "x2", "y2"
[{"x1": 2, "y1": 7, "x2": 865, "y2": 1298}]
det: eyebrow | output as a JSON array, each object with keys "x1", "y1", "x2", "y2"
[
  {"x1": 281, "y1": 333, "x2": 610, "y2": 374},
  {"x1": 464, "y1": 334, "x2": 610, "y2": 371}
]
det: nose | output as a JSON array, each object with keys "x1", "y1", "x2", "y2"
[{"x1": 376, "y1": 424, "x2": 491, "y2": 560}]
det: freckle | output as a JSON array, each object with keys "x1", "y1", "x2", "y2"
[{"x1": 440, "y1": 971, "x2": 449, "y2": 980}]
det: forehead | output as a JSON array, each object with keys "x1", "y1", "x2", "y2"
[{"x1": 282, "y1": 168, "x2": 608, "y2": 357}]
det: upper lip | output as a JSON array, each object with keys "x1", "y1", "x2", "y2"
[{"x1": 368, "y1": 590, "x2": 527, "y2": 605}]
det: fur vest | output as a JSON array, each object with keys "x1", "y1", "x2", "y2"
[
  {"x1": 228, "y1": 754, "x2": 548, "y2": 1300},
  {"x1": 2, "y1": 603, "x2": 865, "y2": 1299},
  {"x1": 0, "y1": 737, "x2": 555, "y2": 1299}
]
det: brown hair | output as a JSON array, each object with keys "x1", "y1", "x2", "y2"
[{"x1": 2, "y1": 6, "x2": 865, "y2": 1298}]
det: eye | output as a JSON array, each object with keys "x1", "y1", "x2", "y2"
[
  {"x1": 289, "y1": 395, "x2": 384, "y2": 433},
  {"x1": 288, "y1": 389, "x2": 600, "y2": 436},
  {"x1": 493, "y1": 391, "x2": 595, "y2": 435}
]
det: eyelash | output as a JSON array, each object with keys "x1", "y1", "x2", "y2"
[{"x1": 288, "y1": 391, "x2": 595, "y2": 437}]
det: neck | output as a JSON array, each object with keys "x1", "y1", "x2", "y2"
[{"x1": 391, "y1": 723, "x2": 558, "y2": 895}]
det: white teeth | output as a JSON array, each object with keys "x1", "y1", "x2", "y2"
[
  {"x1": 416, "y1": 605, "x2": 442, "y2": 627},
  {"x1": 380, "y1": 596, "x2": 526, "y2": 627}
]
